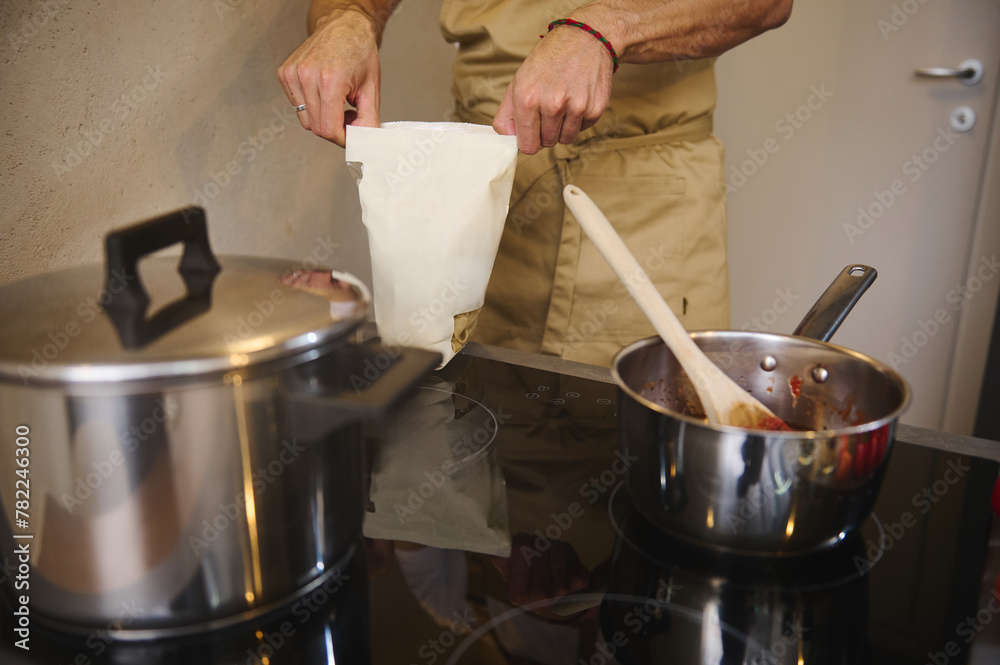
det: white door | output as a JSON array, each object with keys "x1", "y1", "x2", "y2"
[{"x1": 714, "y1": 0, "x2": 1000, "y2": 432}]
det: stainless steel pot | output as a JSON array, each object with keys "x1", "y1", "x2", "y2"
[
  {"x1": 612, "y1": 266, "x2": 911, "y2": 555},
  {"x1": 0, "y1": 208, "x2": 439, "y2": 638}
]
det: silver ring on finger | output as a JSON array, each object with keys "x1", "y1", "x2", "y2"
[{"x1": 294, "y1": 104, "x2": 307, "y2": 112}]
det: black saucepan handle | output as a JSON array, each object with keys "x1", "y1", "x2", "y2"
[
  {"x1": 792, "y1": 265, "x2": 877, "y2": 342},
  {"x1": 102, "y1": 207, "x2": 221, "y2": 348}
]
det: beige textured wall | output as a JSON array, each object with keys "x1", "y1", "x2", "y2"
[{"x1": 0, "y1": 0, "x2": 455, "y2": 288}]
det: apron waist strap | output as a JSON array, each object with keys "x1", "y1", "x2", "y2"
[
  {"x1": 518, "y1": 115, "x2": 713, "y2": 200},
  {"x1": 553, "y1": 114, "x2": 713, "y2": 159},
  {"x1": 452, "y1": 105, "x2": 714, "y2": 209},
  {"x1": 451, "y1": 106, "x2": 713, "y2": 153}
]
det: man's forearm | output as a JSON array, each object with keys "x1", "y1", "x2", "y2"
[
  {"x1": 307, "y1": 0, "x2": 401, "y2": 42},
  {"x1": 570, "y1": 0, "x2": 793, "y2": 65}
]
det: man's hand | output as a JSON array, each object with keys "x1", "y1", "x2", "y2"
[
  {"x1": 277, "y1": 7, "x2": 383, "y2": 146},
  {"x1": 493, "y1": 26, "x2": 614, "y2": 155},
  {"x1": 492, "y1": 0, "x2": 793, "y2": 154},
  {"x1": 492, "y1": 534, "x2": 592, "y2": 622}
]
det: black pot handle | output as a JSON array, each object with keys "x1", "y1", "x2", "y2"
[
  {"x1": 102, "y1": 207, "x2": 221, "y2": 348},
  {"x1": 286, "y1": 345, "x2": 442, "y2": 440},
  {"x1": 792, "y1": 265, "x2": 877, "y2": 342}
]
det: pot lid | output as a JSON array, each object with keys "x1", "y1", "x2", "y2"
[{"x1": 0, "y1": 209, "x2": 368, "y2": 386}]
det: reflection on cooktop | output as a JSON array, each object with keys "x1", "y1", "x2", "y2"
[
  {"x1": 3, "y1": 348, "x2": 998, "y2": 664},
  {"x1": 1, "y1": 544, "x2": 370, "y2": 664},
  {"x1": 367, "y1": 351, "x2": 999, "y2": 665},
  {"x1": 603, "y1": 484, "x2": 871, "y2": 664}
]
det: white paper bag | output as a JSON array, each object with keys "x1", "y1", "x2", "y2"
[{"x1": 346, "y1": 122, "x2": 517, "y2": 366}]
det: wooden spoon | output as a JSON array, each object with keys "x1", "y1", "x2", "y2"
[{"x1": 562, "y1": 185, "x2": 789, "y2": 431}]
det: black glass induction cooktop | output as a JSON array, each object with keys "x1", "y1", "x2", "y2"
[{"x1": 3, "y1": 345, "x2": 998, "y2": 665}]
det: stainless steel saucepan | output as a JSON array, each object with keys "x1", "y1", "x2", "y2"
[{"x1": 612, "y1": 265, "x2": 910, "y2": 555}]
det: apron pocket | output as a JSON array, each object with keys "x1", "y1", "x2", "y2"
[{"x1": 566, "y1": 169, "x2": 687, "y2": 341}]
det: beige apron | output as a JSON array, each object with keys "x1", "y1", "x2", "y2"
[{"x1": 441, "y1": 0, "x2": 731, "y2": 367}]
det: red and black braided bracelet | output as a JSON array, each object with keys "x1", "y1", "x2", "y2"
[{"x1": 542, "y1": 18, "x2": 620, "y2": 74}]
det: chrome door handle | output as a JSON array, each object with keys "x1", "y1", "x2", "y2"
[{"x1": 915, "y1": 59, "x2": 984, "y2": 85}]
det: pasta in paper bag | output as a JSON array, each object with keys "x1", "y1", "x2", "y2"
[{"x1": 346, "y1": 122, "x2": 517, "y2": 366}]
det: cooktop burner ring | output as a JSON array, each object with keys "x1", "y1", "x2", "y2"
[{"x1": 606, "y1": 481, "x2": 885, "y2": 593}]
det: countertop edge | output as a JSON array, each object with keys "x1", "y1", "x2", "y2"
[{"x1": 896, "y1": 423, "x2": 1000, "y2": 462}]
